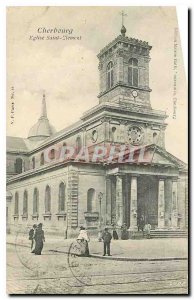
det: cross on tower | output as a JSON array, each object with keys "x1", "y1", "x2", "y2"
[{"x1": 120, "y1": 10, "x2": 127, "y2": 27}]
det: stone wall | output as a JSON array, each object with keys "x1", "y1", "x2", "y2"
[{"x1": 7, "y1": 163, "x2": 106, "y2": 237}]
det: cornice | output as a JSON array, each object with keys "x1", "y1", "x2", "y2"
[
  {"x1": 97, "y1": 35, "x2": 152, "y2": 59},
  {"x1": 98, "y1": 82, "x2": 152, "y2": 98}
]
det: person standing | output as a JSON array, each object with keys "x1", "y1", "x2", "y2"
[
  {"x1": 112, "y1": 223, "x2": 119, "y2": 240},
  {"x1": 102, "y1": 228, "x2": 112, "y2": 256},
  {"x1": 29, "y1": 224, "x2": 37, "y2": 251},
  {"x1": 77, "y1": 226, "x2": 90, "y2": 257},
  {"x1": 121, "y1": 223, "x2": 128, "y2": 240},
  {"x1": 144, "y1": 223, "x2": 151, "y2": 239},
  {"x1": 34, "y1": 223, "x2": 45, "y2": 255}
]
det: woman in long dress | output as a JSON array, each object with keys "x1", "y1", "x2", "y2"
[
  {"x1": 34, "y1": 223, "x2": 45, "y2": 255},
  {"x1": 77, "y1": 226, "x2": 90, "y2": 257},
  {"x1": 121, "y1": 223, "x2": 128, "y2": 240},
  {"x1": 112, "y1": 224, "x2": 119, "y2": 240}
]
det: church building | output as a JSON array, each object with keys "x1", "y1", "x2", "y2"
[{"x1": 6, "y1": 25, "x2": 188, "y2": 237}]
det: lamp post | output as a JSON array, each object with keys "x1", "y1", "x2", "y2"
[{"x1": 98, "y1": 192, "x2": 103, "y2": 241}]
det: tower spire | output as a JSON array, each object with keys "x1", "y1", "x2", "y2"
[{"x1": 40, "y1": 90, "x2": 47, "y2": 119}]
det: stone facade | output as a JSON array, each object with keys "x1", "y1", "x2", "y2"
[{"x1": 6, "y1": 26, "x2": 188, "y2": 237}]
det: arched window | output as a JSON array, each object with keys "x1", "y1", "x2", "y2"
[
  {"x1": 107, "y1": 61, "x2": 114, "y2": 89},
  {"x1": 128, "y1": 58, "x2": 138, "y2": 87},
  {"x1": 87, "y1": 188, "x2": 96, "y2": 212},
  {"x1": 33, "y1": 188, "x2": 39, "y2": 214},
  {"x1": 23, "y1": 190, "x2": 28, "y2": 216},
  {"x1": 32, "y1": 157, "x2": 35, "y2": 169},
  {"x1": 15, "y1": 158, "x2": 23, "y2": 174},
  {"x1": 40, "y1": 152, "x2": 44, "y2": 165},
  {"x1": 76, "y1": 136, "x2": 82, "y2": 154},
  {"x1": 50, "y1": 149, "x2": 55, "y2": 160},
  {"x1": 45, "y1": 185, "x2": 51, "y2": 213},
  {"x1": 58, "y1": 182, "x2": 65, "y2": 212},
  {"x1": 111, "y1": 127, "x2": 117, "y2": 143},
  {"x1": 14, "y1": 192, "x2": 19, "y2": 215}
]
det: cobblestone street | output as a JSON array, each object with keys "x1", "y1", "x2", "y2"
[{"x1": 7, "y1": 239, "x2": 188, "y2": 294}]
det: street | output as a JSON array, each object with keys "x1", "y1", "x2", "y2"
[{"x1": 7, "y1": 242, "x2": 188, "y2": 294}]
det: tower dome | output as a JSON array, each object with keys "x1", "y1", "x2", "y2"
[
  {"x1": 28, "y1": 93, "x2": 56, "y2": 142},
  {"x1": 121, "y1": 25, "x2": 126, "y2": 37}
]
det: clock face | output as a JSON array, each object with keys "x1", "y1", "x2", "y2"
[
  {"x1": 128, "y1": 126, "x2": 143, "y2": 145},
  {"x1": 132, "y1": 90, "x2": 138, "y2": 98}
]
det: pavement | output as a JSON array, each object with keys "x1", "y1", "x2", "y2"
[
  {"x1": 7, "y1": 241, "x2": 188, "y2": 294},
  {"x1": 6, "y1": 233, "x2": 188, "y2": 261}
]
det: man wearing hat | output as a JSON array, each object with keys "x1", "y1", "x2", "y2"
[{"x1": 102, "y1": 227, "x2": 112, "y2": 256}]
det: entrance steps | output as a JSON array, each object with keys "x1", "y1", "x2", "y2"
[{"x1": 150, "y1": 229, "x2": 188, "y2": 238}]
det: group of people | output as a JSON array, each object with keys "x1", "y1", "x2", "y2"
[
  {"x1": 77, "y1": 226, "x2": 112, "y2": 257},
  {"x1": 77, "y1": 222, "x2": 152, "y2": 257},
  {"x1": 114, "y1": 222, "x2": 152, "y2": 240},
  {"x1": 28, "y1": 221, "x2": 151, "y2": 257},
  {"x1": 29, "y1": 223, "x2": 45, "y2": 255}
]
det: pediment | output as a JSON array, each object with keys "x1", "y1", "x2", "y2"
[
  {"x1": 151, "y1": 151, "x2": 175, "y2": 165},
  {"x1": 149, "y1": 145, "x2": 187, "y2": 170}
]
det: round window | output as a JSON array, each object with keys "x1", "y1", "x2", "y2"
[{"x1": 128, "y1": 126, "x2": 144, "y2": 145}]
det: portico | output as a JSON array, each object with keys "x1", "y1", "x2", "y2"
[{"x1": 105, "y1": 161, "x2": 181, "y2": 231}]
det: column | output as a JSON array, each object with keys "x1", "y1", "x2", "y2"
[
  {"x1": 171, "y1": 180, "x2": 178, "y2": 228},
  {"x1": 106, "y1": 177, "x2": 112, "y2": 225},
  {"x1": 116, "y1": 175, "x2": 123, "y2": 226},
  {"x1": 129, "y1": 176, "x2": 138, "y2": 230},
  {"x1": 164, "y1": 178, "x2": 173, "y2": 228},
  {"x1": 6, "y1": 193, "x2": 12, "y2": 233},
  {"x1": 158, "y1": 179, "x2": 165, "y2": 228}
]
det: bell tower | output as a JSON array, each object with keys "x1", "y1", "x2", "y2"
[
  {"x1": 82, "y1": 15, "x2": 167, "y2": 150},
  {"x1": 97, "y1": 22, "x2": 152, "y2": 109}
]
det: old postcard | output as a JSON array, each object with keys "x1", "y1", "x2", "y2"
[{"x1": 6, "y1": 6, "x2": 188, "y2": 295}]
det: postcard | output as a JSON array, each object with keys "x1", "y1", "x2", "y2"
[{"x1": 6, "y1": 6, "x2": 188, "y2": 295}]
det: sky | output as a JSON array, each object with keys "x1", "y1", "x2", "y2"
[{"x1": 6, "y1": 6, "x2": 187, "y2": 162}]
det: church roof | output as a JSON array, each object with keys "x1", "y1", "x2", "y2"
[
  {"x1": 28, "y1": 93, "x2": 56, "y2": 140},
  {"x1": 7, "y1": 136, "x2": 29, "y2": 153},
  {"x1": 28, "y1": 118, "x2": 56, "y2": 139},
  {"x1": 38, "y1": 119, "x2": 83, "y2": 148}
]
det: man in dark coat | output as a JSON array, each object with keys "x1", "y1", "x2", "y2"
[
  {"x1": 102, "y1": 228, "x2": 112, "y2": 256},
  {"x1": 34, "y1": 223, "x2": 45, "y2": 255}
]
